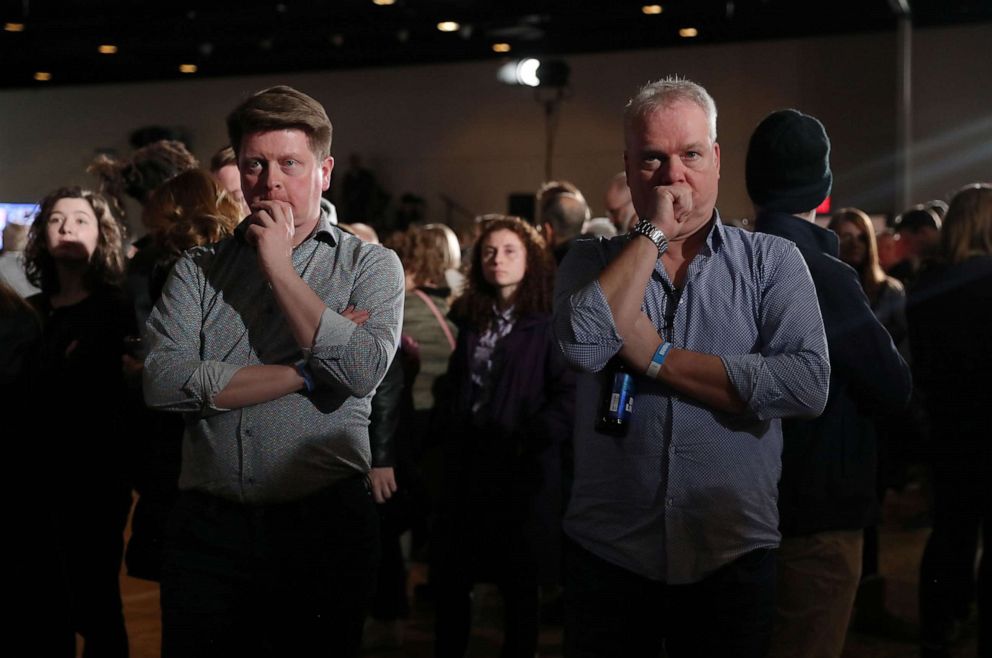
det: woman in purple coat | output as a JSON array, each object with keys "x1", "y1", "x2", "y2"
[{"x1": 432, "y1": 215, "x2": 575, "y2": 658}]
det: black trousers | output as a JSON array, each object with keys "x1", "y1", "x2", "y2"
[
  {"x1": 58, "y1": 488, "x2": 133, "y2": 658},
  {"x1": 563, "y1": 539, "x2": 776, "y2": 658},
  {"x1": 919, "y1": 455, "x2": 990, "y2": 657},
  {"x1": 161, "y1": 476, "x2": 380, "y2": 658}
]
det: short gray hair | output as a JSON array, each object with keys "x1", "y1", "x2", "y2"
[{"x1": 624, "y1": 77, "x2": 718, "y2": 143}]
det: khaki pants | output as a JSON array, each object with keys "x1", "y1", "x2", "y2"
[{"x1": 768, "y1": 530, "x2": 863, "y2": 658}]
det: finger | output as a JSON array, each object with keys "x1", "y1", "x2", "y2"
[
  {"x1": 248, "y1": 207, "x2": 276, "y2": 226},
  {"x1": 255, "y1": 200, "x2": 295, "y2": 231},
  {"x1": 670, "y1": 185, "x2": 694, "y2": 220}
]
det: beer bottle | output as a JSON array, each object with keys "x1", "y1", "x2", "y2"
[{"x1": 596, "y1": 358, "x2": 635, "y2": 437}]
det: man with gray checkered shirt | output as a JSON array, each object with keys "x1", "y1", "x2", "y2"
[{"x1": 144, "y1": 85, "x2": 403, "y2": 657}]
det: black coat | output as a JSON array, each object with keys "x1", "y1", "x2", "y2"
[
  {"x1": 434, "y1": 311, "x2": 576, "y2": 583},
  {"x1": 755, "y1": 212, "x2": 912, "y2": 536},
  {"x1": 907, "y1": 256, "x2": 992, "y2": 456}
]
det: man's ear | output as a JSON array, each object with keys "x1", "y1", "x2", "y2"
[
  {"x1": 321, "y1": 156, "x2": 334, "y2": 191},
  {"x1": 540, "y1": 222, "x2": 555, "y2": 248}
]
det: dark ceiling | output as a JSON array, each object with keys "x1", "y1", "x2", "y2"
[{"x1": 2, "y1": 0, "x2": 990, "y2": 89}]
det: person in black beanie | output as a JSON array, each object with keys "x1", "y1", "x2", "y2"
[{"x1": 747, "y1": 109, "x2": 913, "y2": 658}]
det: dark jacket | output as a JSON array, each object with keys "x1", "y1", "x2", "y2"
[
  {"x1": 907, "y1": 256, "x2": 992, "y2": 456},
  {"x1": 755, "y1": 212, "x2": 912, "y2": 536},
  {"x1": 369, "y1": 350, "x2": 405, "y2": 468},
  {"x1": 435, "y1": 311, "x2": 576, "y2": 582}
]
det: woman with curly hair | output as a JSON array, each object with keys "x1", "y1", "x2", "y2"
[
  {"x1": 23, "y1": 187, "x2": 135, "y2": 657},
  {"x1": 432, "y1": 215, "x2": 575, "y2": 658}
]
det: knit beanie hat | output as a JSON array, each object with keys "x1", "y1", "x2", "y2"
[{"x1": 745, "y1": 109, "x2": 832, "y2": 213}]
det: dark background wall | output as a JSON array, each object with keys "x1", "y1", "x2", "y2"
[{"x1": 0, "y1": 23, "x2": 988, "y2": 235}]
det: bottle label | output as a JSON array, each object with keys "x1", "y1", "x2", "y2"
[{"x1": 606, "y1": 372, "x2": 635, "y2": 422}]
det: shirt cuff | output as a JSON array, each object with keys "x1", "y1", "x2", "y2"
[
  {"x1": 720, "y1": 353, "x2": 776, "y2": 419},
  {"x1": 188, "y1": 360, "x2": 241, "y2": 413},
  {"x1": 570, "y1": 280, "x2": 623, "y2": 346},
  {"x1": 313, "y1": 307, "x2": 358, "y2": 349}
]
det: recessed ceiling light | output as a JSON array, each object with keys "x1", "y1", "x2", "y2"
[
  {"x1": 98, "y1": 44, "x2": 118, "y2": 54},
  {"x1": 437, "y1": 21, "x2": 460, "y2": 32},
  {"x1": 179, "y1": 64, "x2": 198, "y2": 74},
  {"x1": 492, "y1": 43, "x2": 511, "y2": 53},
  {"x1": 641, "y1": 5, "x2": 663, "y2": 15},
  {"x1": 34, "y1": 71, "x2": 52, "y2": 81},
  {"x1": 679, "y1": 27, "x2": 699, "y2": 37},
  {"x1": 372, "y1": 0, "x2": 395, "y2": 5},
  {"x1": 4, "y1": 22, "x2": 25, "y2": 32}
]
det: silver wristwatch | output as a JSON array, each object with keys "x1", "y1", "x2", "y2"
[{"x1": 631, "y1": 219, "x2": 669, "y2": 256}]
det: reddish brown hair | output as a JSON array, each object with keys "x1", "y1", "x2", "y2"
[{"x1": 451, "y1": 215, "x2": 555, "y2": 332}]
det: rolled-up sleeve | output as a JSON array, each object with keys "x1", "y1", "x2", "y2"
[
  {"x1": 721, "y1": 243, "x2": 830, "y2": 420},
  {"x1": 144, "y1": 251, "x2": 237, "y2": 414},
  {"x1": 553, "y1": 238, "x2": 624, "y2": 373},
  {"x1": 308, "y1": 245, "x2": 404, "y2": 398}
]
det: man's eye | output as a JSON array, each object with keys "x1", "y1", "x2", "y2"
[
  {"x1": 284, "y1": 160, "x2": 298, "y2": 167},
  {"x1": 684, "y1": 151, "x2": 701, "y2": 160},
  {"x1": 244, "y1": 161, "x2": 262, "y2": 172}
]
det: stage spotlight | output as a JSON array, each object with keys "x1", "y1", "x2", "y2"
[{"x1": 497, "y1": 58, "x2": 570, "y2": 89}]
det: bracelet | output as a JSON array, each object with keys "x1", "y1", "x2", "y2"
[
  {"x1": 631, "y1": 219, "x2": 669, "y2": 257},
  {"x1": 294, "y1": 359, "x2": 315, "y2": 393},
  {"x1": 645, "y1": 341, "x2": 672, "y2": 379}
]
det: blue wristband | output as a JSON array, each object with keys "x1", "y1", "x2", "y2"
[
  {"x1": 645, "y1": 341, "x2": 672, "y2": 379},
  {"x1": 294, "y1": 359, "x2": 315, "y2": 393}
]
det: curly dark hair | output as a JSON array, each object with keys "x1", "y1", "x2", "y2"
[
  {"x1": 451, "y1": 215, "x2": 555, "y2": 332},
  {"x1": 88, "y1": 140, "x2": 199, "y2": 218},
  {"x1": 24, "y1": 187, "x2": 126, "y2": 294}
]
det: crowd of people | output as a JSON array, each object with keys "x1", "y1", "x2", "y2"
[{"x1": 0, "y1": 78, "x2": 988, "y2": 658}]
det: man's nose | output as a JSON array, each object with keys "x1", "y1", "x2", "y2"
[
  {"x1": 262, "y1": 165, "x2": 283, "y2": 190},
  {"x1": 658, "y1": 158, "x2": 686, "y2": 184}
]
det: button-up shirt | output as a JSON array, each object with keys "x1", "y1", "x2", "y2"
[
  {"x1": 553, "y1": 214, "x2": 829, "y2": 584},
  {"x1": 143, "y1": 211, "x2": 405, "y2": 504}
]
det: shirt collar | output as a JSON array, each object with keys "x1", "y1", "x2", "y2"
[
  {"x1": 701, "y1": 209, "x2": 725, "y2": 256},
  {"x1": 492, "y1": 303, "x2": 515, "y2": 323}
]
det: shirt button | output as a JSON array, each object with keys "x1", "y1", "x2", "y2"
[{"x1": 666, "y1": 497, "x2": 674, "y2": 508}]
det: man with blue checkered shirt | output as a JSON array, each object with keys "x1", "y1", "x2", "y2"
[{"x1": 554, "y1": 78, "x2": 830, "y2": 657}]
